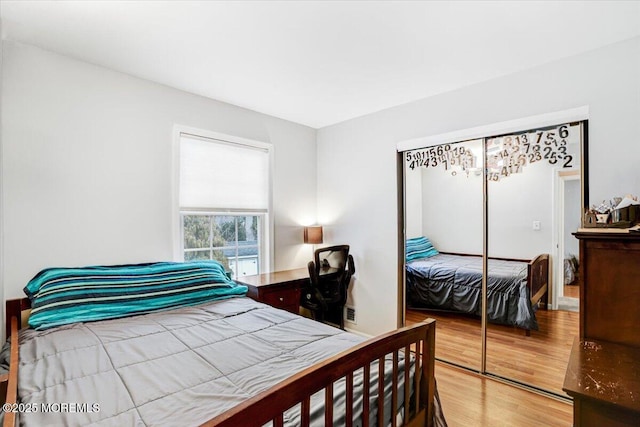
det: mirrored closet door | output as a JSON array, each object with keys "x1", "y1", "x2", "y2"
[
  {"x1": 403, "y1": 139, "x2": 484, "y2": 371},
  {"x1": 485, "y1": 122, "x2": 584, "y2": 394},
  {"x1": 400, "y1": 116, "x2": 587, "y2": 397}
]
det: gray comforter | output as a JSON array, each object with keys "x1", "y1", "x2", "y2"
[
  {"x1": 406, "y1": 253, "x2": 538, "y2": 330},
  {"x1": 6, "y1": 297, "x2": 415, "y2": 426}
]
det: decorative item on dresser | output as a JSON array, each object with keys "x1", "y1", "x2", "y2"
[{"x1": 563, "y1": 230, "x2": 640, "y2": 427}]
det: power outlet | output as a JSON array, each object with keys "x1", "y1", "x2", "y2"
[{"x1": 532, "y1": 220, "x2": 541, "y2": 231}]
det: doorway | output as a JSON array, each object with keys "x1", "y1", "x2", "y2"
[{"x1": 554, "y1": 171, "x2": 581, "y2": 312}]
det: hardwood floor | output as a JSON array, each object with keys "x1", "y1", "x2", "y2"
[
  {"x1": 563, "y1": 282, "x2": 579, "y2": 299},
  {"x1": 407, "y1": 307, "x2": 579, "y2": 395},
  {"x1": 436, "y1": 362, "x2": 573, "y2": 426},
  {"x1": 421, "y1": 307, "x2": 577, "y2": 425}
]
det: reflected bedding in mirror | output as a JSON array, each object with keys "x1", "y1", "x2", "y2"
[{"x1": 406, "y1": 253, "x2": 541, "y2": 331}]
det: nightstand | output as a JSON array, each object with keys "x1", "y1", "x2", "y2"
[{"x1": 237, "y1": 268, "x2": 309, "y2": 314}]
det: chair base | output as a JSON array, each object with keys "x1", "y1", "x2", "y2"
[{"x1": 304, "y1": 305, "x2": 345, "y2": 330}]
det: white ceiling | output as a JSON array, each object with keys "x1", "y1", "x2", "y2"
[{"x1": 2, "y1": 1, "x2": 640, "y2": 129}]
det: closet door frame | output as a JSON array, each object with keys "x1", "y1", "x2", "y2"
[{"x1": 397, "y1": 106, "x2": 589, "y2": 382}]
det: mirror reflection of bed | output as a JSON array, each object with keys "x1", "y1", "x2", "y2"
[
  {"x1": 404, "y1": 138, "x2": 484, "y2": 372},
  {"x1": 403, "y1": 122, "x2": 583, "y2": 397}
]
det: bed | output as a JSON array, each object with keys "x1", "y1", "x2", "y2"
[
  {"x1": 0, "y1": 261, "x2": 445, "y2": 427},
  {"x1": 406, "y1": 247, "x2": 549, "y2": 333}
]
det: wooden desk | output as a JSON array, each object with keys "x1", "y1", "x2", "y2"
[
  {"x1": 563, "y1": 338, "x2": 640, "y2": 426},
  {"x1": 237, "y1": 268, "x2": 309, "y2": 314}
]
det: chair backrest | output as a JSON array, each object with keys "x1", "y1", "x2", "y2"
[
  {"x1": 308, "y1": 245, "x2": 355, "y2": 293},
  {"x1": 313, "y1": 245, "x2": 349, "y2": 276}
]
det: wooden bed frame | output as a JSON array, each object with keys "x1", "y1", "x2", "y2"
[
  {"x1": 1, "y1": 297, "x2": 437, "y2": 427},
  {"x1": 435, "y1": 252, "x2": 549, "y2": 311},
  {"x1": 412, "y1": 252, "x2": 549, "y2": 336},
  {"x1": 526, "y1": 253, "x2": 549, "y2": 311}
]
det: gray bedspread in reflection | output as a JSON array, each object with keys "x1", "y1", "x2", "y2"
[
  {"x1": 406, "y1": 254, "x2": 538, "y2": 330},
  {"x1": 7, "y1": 297, "x2": 422, "y2": 426}
]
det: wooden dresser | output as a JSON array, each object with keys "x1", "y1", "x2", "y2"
[{"x1": 563, "y1": 231, "x2": 640, "y2": 426}]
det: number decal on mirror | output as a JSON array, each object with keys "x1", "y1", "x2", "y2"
[
  {"x1": 485, "y1": 122, "x2": 579, "y2": 181},
  {"x1": 405, "y1": 122, "x2": 579, "y2": 181},
  {"x1": 405, "y1": 143, "x2": 478, "y2": 177}
]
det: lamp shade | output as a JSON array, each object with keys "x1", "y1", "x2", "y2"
[{"x1": 303, "y1": 226, "x2": 323, "y2": 244}]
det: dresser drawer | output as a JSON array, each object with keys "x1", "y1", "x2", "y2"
[{"x1": 262, "y1": 287, "x2": 301, "y2": 312}]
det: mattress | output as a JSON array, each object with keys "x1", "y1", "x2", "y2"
[{"x1": 4, "y1": 297, "x2": 412, "y2": 426}]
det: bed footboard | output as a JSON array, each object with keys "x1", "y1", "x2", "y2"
[
  {"x1": 204, "y1": 319, "x2": 437, "y2": 427},
  {"x1": 528, "y1": 254, "x2": 549, "y2": 311},
  {"x1": 3, "y1": 298, "x2": 436, "y2": 427}
]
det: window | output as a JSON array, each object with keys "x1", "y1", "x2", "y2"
[
  {"x1": 177, "y1": 130, "x2": 272, "y2": 279},
  {"x1": 182, "y1": 213, "x2": 262, "y2": 277}
]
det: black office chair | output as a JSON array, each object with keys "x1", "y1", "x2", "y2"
[{"x1": 300, "y1": 245, "x2": 355, "y2": 329}]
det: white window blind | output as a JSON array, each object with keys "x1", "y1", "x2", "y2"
[{"x1": 179, "y1": 135, "x2": 270, "y2": 210}]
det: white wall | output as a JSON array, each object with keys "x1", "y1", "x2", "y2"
[
  {"x1": 317, "y1": 37, "x2": 640, "y2": 336},
  {"x1": 0, "y1": 12, "x2": 4, "y2": 318},
  {"x1": 1, "y1": 41, "x2": 317, "y2": 302},
  {"x1": 404, "y1": 163, "x2": 423, "y2": 239},
  {"x1": 487, "y1": 165, "x2": 554, "y2": 259},
  {"x1": 417, "y1": 141, "x2": 484, "y2": 255},
  {"x1": 564, "y1": 179, "x2": 581, "y2": 258}
]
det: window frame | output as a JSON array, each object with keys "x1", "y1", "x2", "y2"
[
  {"x1": 180, "y1": 210, "x2": 265, "y2": 279},
  {"x1": 172, "y1": 125, "x2": 274, "y2": 273}
]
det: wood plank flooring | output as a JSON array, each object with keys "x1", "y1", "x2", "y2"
[
  {"x1": 436, "y1": 362, "x2": 572, "y2": 426},
  {"x1": 564, "y1": 283, "x2": 579, "y2": 299},
  {"x1": 407, "y1": 308, "x2": 578, "y2": 395},
  {"x1": 408, "y1": 307, "x2": 579, "y2": 425}
]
